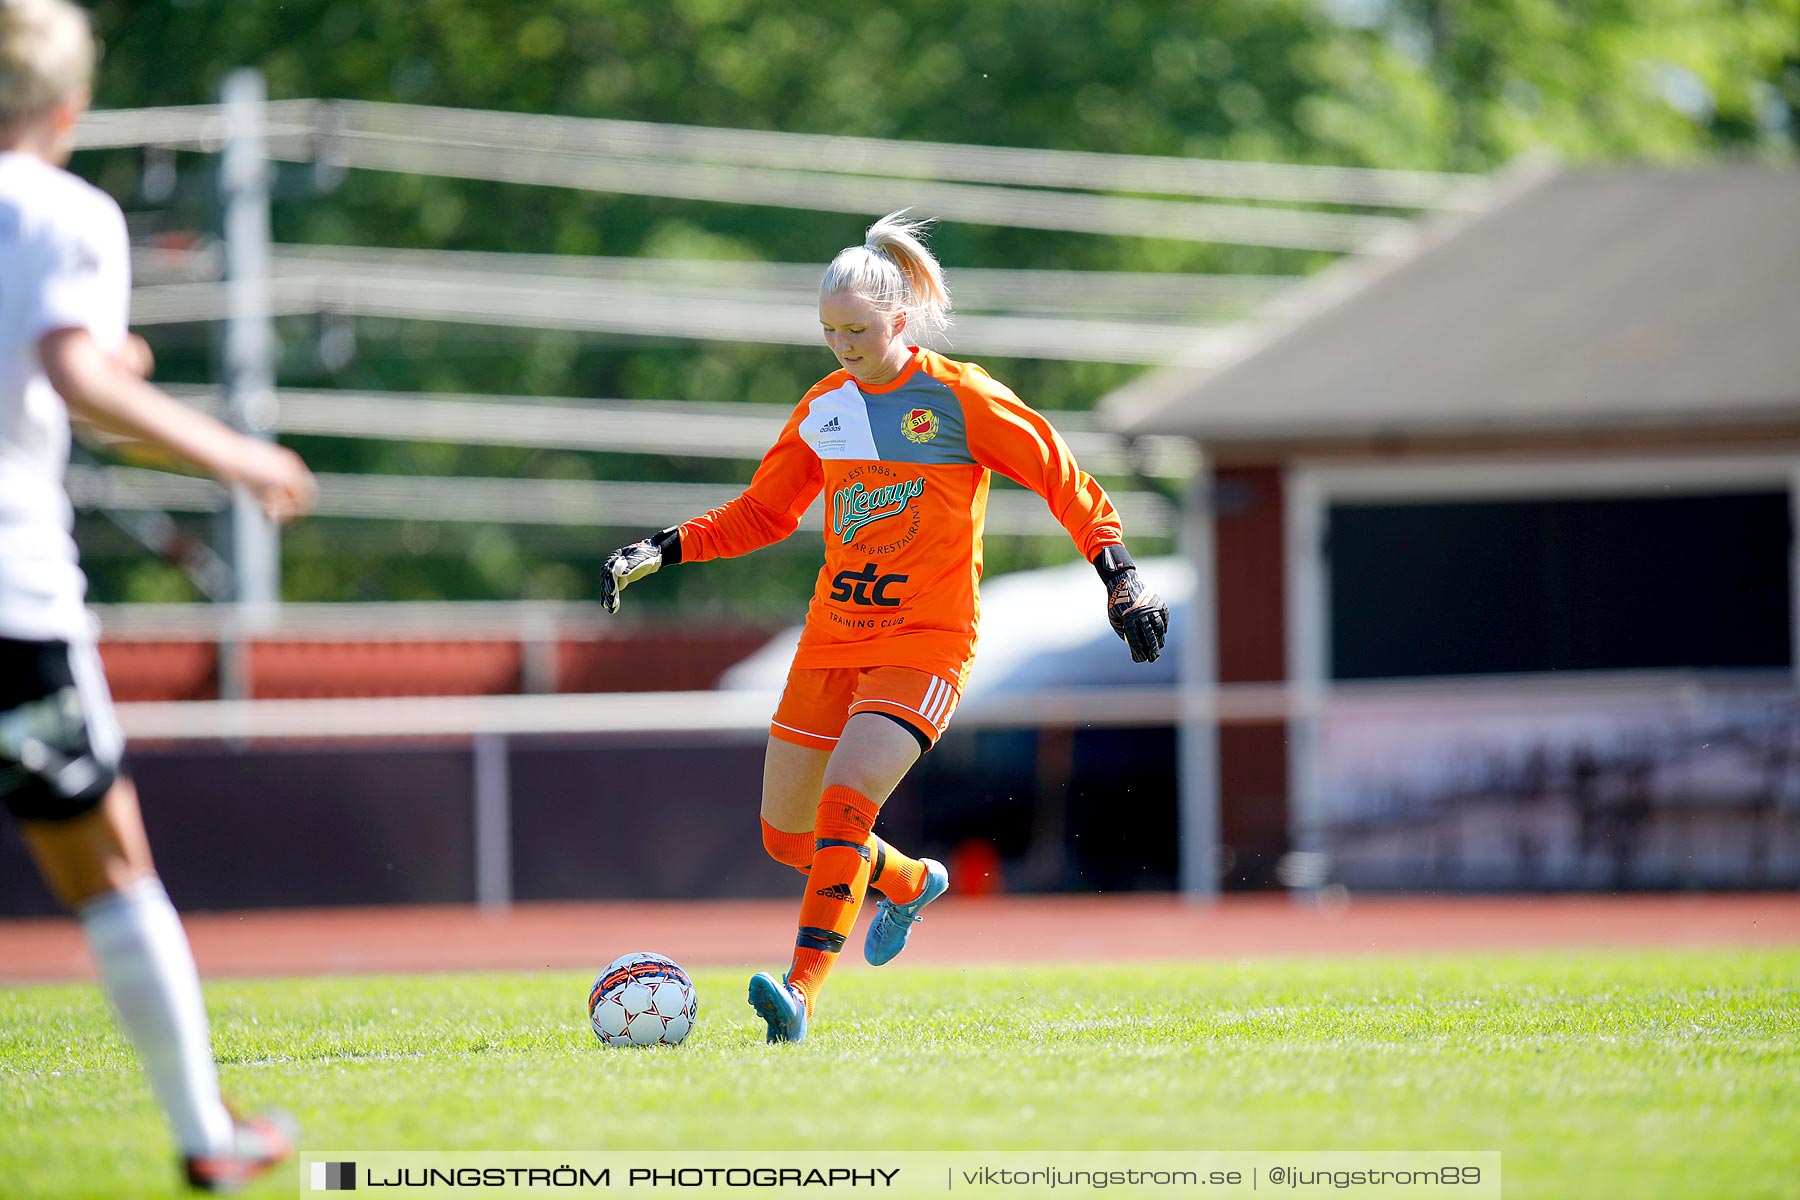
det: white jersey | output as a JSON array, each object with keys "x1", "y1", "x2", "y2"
[{"x1": 0, "y1": 151, "x2": 130, "y2": 642}]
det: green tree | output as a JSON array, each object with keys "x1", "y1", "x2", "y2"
[{"x1": 71, "y1": 0, "x2": 1800, "y2": 607}]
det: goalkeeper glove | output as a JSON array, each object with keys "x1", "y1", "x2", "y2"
[
  {"x1": 601, "y1": 526, "x2": 682, "y2": 614},
  {"x1": 1093, "y1": 545, "x2": 1168, "y2": 664}
]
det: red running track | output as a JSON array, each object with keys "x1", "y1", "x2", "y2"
[{"x1": 2, "y1": 894, "x2": 1796, "y2": 983}]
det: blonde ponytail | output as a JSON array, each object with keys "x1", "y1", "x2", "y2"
[{"x1": 819, "y1": 209, "x2": 953, "y2": 342}]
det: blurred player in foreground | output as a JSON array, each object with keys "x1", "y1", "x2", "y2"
[
  {"x1": 602, "y1": 210, "x2": 1167, "y2": 1042},
  {"x1": 1, "y1": 0, "x2": 315, "y2": 1188}
]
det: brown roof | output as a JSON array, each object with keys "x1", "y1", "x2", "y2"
[{"x1": 1115, "y1": 166, "x2": 1800, "y2": 457}]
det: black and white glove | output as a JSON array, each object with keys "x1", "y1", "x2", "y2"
[
  {"x1": 1093, "y1": 545, "x2": 1168, "y2": 664},
  {"x1": 601, "y1": 526, "x2": 682, "y2": 614}
]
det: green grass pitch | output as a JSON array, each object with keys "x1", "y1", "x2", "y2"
[{"x1": 2, "y1": 948, "x2": 1795, "y2": 1198}]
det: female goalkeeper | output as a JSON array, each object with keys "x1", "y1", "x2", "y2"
[{"x1": 601, "y1": 212, "x2": 1167, "y2": 1043}]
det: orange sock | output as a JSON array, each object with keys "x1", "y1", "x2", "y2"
[
  {"x1": 867, "y1": 837, "x2": 928, "y2": 904},
  {"x1": 762, "y1": 816, "x2": 928, "y2": 903},
  {"x1": 785, "y1": 785, "x2": 879, "y2": 1014},
  {"x1": 761, "y1": 817, "x2": 814, "y2": 876}
]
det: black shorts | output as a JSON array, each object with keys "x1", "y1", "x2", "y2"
[{"x1": 0, "y1": 638, "x2": 125, "y2": 822}]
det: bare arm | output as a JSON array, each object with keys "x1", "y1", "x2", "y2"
[{"x1": 39, "y1": 327, "x2": 316, "y2": 524}]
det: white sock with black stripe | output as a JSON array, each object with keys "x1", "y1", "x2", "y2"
[{"x1": 78, "y1": 877, "x2": 234, "y2": 1156}]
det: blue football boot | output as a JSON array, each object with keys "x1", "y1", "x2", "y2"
[
  {"x1": 863, "y1": 858, "x2": 949, "y2": 966},
  {"x1": 747, "y1": 971, "x2": 808, "y2": 1044}
]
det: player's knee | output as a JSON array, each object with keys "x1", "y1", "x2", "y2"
[
  {"x1": 17, "y1": 779, "x2": 153, "y2": 910},
  {"x1": 814, "y1": 784, "x2": 881, "y2": 844},
  {"x1": 760, "y1": 817, "x2": 813, "y2": 874},
  {"x1": 820, "y1": 713, "x2": 926, "y2": 799},
  {"x1": 50, "y1": 861, "x2": 157, "y2": 912}
]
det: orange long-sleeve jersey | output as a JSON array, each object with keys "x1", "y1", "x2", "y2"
[{"x1": 676, "y1": 347, "x2": 1125, "y2": 687}]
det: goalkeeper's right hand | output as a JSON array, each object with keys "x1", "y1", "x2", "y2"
[{"x1": 601, "y1": 526, "x2": 682, "y2": 614}]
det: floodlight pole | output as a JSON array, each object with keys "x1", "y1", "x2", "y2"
[
  {"x1": 217, "y1": 70, "x2": 279, "y2": 636},
  {"x1": 1176, "y1": 467, "x2": 1221, "y2": 902}
]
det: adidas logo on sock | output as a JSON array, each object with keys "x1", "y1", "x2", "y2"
[
  {"x1": 819, "y1": 416, "x2": 841, "y2": 432},
  {"x1": 814, "y1": 882, "x2": 855, "y2": 902}
]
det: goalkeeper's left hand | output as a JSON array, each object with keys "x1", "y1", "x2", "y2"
[{"x1": 1093, "y1": 545, "x2": 1168, "y2": 663}]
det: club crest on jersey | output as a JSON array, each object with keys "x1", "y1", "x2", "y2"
[
  {"x1": 901, "y1": 408, "x2": 940, "y2": 443},
  {"x1": 833, "y1": 476, "x2": 925, "y2": 543}
]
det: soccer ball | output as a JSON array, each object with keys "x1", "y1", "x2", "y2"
[{"x1": 587, "y1": 952, "x2": 698, "y2": 1047}]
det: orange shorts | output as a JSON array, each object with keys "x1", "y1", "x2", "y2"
[{"x1": 770, "y1": 665, "x2": 963, "y2": 752}]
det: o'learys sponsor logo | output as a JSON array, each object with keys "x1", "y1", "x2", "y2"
[
  {"x1": 901, "y1": 407, "x2": 940, "y2": 443},
  {"x1": 833, "y1": 476, "x2": 925, "y2": 543}
]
